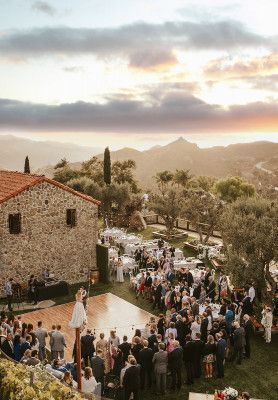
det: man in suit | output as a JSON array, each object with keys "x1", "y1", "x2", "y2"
[
  {"x1": 191, "y1": 297, "x2": 199, "y2": 317},
  {"x1": 81, "y1": 329, "x2": 95, "y2": 366},
  {"x1": 1, "y1": 332, "x2": 14, "y2": 359},
  {"x1": 35, "y1": 320, "x2": 48, "y2": 361},
  {"x1": 175, "y1": 314, "x2": 186, "y2": 346},
  {"x1": 216, "y1": 333, "x2": 226, "y2": 378},
  {"x1": 123, "y1": 357, "x2": 140, "y2": 400},
  {"x1": 152, "y1": 342, "x2": 168, "y2": 395},
  {"x1": 20, "y1": 334, "x2": 32, "y2": 358},
  {"x1": 243, "y1": 314, "x2": 253, "y2": 358},
  {"x1": 193, "y1": 333, "x2": 204, "y2": 379},
  {"x1": 153, "y1": 281, "x2": 162, "y2": 310},
  {"x1": 207, "y1": 276, "x2": 216, "y2": 303},
  {"x1": 168, "y1": 340, "x2": 183, "y2": 390},
  {"x1": 91, "y1": 349, "x2": 105, "y2": 393},
  {"x1": 50, "y1": 325, "x2": 66, "y2": 360},
  {"x1": 183, "y1": 334, "x2": 195, "y2": 384},
  {"x1": 119, "y1": 335, "x2": 131, "y2": 363},
  {"x1": 147, "y1": 329, "x2": 158, "y2": 351},
  {"x1": 204, "y1": 267, "x2": 212, "y2": 288},
  {"x1": 26, "y1": 349, "x2": 40, "y2": 366},
  {"x1": 184, "y1": 268, "x2": 194, "y2": 288},
  {"x1": 232, "y1": 322, "x2": 246, "y2": 365},
  {"x1": 138, "y1": 339, "x2": 153, "y2": 389}
]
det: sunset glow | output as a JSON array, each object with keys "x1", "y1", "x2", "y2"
[{"x1": 0, "y1": 0, "x2": 277, "y2": 149}]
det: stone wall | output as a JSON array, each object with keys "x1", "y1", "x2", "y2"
[{"x1": 0, "y1": 182, "x2": 98, "y2": 295}]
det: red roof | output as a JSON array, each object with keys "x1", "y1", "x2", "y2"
[{"x1": 0, "y1": 170, "x2": 100, "y2": 205}]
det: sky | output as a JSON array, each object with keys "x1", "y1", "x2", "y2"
[{"x1": 0, "y1": 0, "x2": 277, "y2": 150}]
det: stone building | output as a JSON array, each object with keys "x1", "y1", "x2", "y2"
[{"x1": 0, "y1": 170, "x2": 100, "y2": 294}]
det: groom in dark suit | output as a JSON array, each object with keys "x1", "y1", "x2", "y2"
[
  {"x1": 216, "y1": 333, "x2": 226, "y2": 378},
  {"x1": 81, "y1": 329, "x2": 95, "y2": 366}
]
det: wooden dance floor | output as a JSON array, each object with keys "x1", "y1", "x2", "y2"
[{"x1": 22, "y1": 293, "x2": 154, "y2": 360}]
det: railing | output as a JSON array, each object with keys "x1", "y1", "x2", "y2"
[{"x1": 143, "y1": 214, "x2": 222, "y2": 239}]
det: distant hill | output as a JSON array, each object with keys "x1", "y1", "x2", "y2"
[
  {"x1": 95, "y1": 137, "x2": 278, "y2": 186},
  {"x1": 0, "y1": 135, "x2": 102, "y2": 172},
  {"x1": 1, "y1": 135, "x2": 277, "y2": 187}
]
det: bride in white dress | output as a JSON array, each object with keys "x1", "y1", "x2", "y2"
[
  {"x1": 69, "y1": 289, "x2": 87, "y2": 329},
  {"x1": 116, "y1": 258, "x2": 124, "y2": 283}
]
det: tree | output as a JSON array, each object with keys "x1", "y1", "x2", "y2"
[
  {"x1": 182, "y1": 189, "x2": 223, "y2": 243},
  {"x1": 149, "y1": 188, "x2": 183, "y2": 234},
  {"x1": 103, "y1": 147, "x2": 111, "y2": 185},
  {"x1": 24, "y1": 156, "x2": 30, "y2": 173},
  {"x1": 112, "y1": 159, "x2": 139, "y2": 192},
  {"x1": 190, "y1": 175, "x2": 216, "y2": 192},
  {"x1": 221, "y1": 198, "x2": 278, "y2": 298},
  {"x1": 53, "y1": 166, "x2": 79, "y2": 184},
  {"x1": 54, "y1": 158, "x2": 68, "y2": 169},
  {"x1": 173, "y1": 169, "x2": 192, "y2": 188},
  {"x1": 215, "y1": 176, "x2": 255, "y2": 202},
  {"x1": 155, "y1": 170, "x2": 174, "y2": 191}
]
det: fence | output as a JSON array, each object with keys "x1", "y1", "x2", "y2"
[{"x1": 143, "y1": 214, "x2": 222, "y2": 239}]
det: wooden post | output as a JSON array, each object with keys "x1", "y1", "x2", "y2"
[{"x1": 75, "y1": 327, "x2": 82, "y2": 391}]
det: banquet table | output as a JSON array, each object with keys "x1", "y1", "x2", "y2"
[
  {"x1": 121, "y1": 256, "x2": 137, "y2": 273},
  {"x1": 174, "y1": 259, "x2": 205, "y2": 270},
  {"x1": 188, "y1": 394, "x2": 262, "y2": 400}
]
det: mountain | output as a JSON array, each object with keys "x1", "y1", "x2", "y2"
[
  {"x1": 0, "y1": 135, "x2": 102, "y2": 172},
  {"x1": 1, "y1": 135, "x2": 277, "y2": 187},
  {"x1": 96, "y1": 137, "x2": 278, "y2": 186}
]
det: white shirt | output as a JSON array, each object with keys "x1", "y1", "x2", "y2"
[
  {"x1": 248, "y1": 286, "x2": 255, "y2": 302},
  {"x1": 81, "y1": 376, "x2": 97, "y2": 394}
]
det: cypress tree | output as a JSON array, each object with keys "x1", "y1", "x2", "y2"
[
  {"x1": 103, "y1": 147, "x2": 111, "y2": 185},
  {"x1": 24, "y1": 156, "x2": 30, "y2": 173}
]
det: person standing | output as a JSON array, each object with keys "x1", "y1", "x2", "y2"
[
  {"x1": 123, "y1": 358, "x2": 140, "y2": 400},
  {"x1": 35, "y1": 321, "x2": 48, "y2": 361},
  {"x1": 183, "y1": 334, "x2": 195, "y2": 385},
  {"x1": 207, "y1": 276, "x2": 216, "y2": 303},
  {"x1": 116, "y1": 258, "x2": 124, "y2": 283},
  {"x1": 193, "y1": 333, "x2": 204, "y2": 379},
  {"x1": 168, "y1": 340, "x2": 183, "y2": 391},
  {"x1": 4, "y1": 278, "x2": 13, "y2": 312},
  {"x1": 243, "y1": 314, "x2": 254, "y2": 358},
  {"x1": 119, "y1": 335, "x2": 132, "y2": 363},
  {"x1": 232, "y1": 322, "x2": 246, "y2": 365},
  {"x1": 91, "y1": 349, "x2": 105, "y2": 394},
  {"x1": 81, "y1": 329, "x2": 95, "y2": 367},
  {"x1": 203, "y1": 334, "x2": 216, "y2": 379},
  {"x1": 152, "y1": 342, "x2": 168, "y2": 395},
  {"x1": 50, "y1": 325, "x2": 66, "y2": 360},
  {"x1": 138, "y1": 340, "x2": 153, "y2": 389},
  {"x1": 261, "y1": 306, "x2": 273, "y2": 343},
  {"x1": 215, "y1": 333, "x2": 226, "y2": 378}
]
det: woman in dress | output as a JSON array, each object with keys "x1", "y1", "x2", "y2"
[
  {"x1": 96, "y1": 333, "x2": 110, "y2": 373},
  {"x1": 190, "y1": 315, "x2": 201, "y2": 340},
  {"x1": 116, "y1": 258, "x2": 124, "y2": 283},
  {"x1": 203, "y1": 334, "x2": 216, "y2": 378},
  {"x1": 69, "y1": 290, "x2": 87, "y2": 329},
  {"x1": 166, "y1": 331, "x2": 175, "y2": 353}
]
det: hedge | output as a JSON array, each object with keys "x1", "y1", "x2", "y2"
[{"x1": 96, "y1": 244, "x2": 109, "y2": 284}]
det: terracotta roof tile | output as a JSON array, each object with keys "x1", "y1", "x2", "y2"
[{"x1": 0, "y1": 170, "x2": 100, "y2": 205}]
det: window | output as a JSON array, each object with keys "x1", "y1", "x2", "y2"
[
  {"x1": 8, "y1": 213, "x2": 21, "y2": 234},
  {"x1": 66, "y1": 209, "x2": 76, "y2": 227}
]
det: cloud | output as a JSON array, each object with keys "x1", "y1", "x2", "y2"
[
  {"x1": 0, "y1": 93, "x2": 277, "y2": 134},
  {"x1": 0, "y1": 20, "x2": 268, "y2": 66},
  {"x1": 240, "y1": 74, "x2": 278, "y2": 92},
  {"x1": 32, "y1": 1, "x2": 56, "y2": 16},
  {"x1": 129, "y1": 50, "x2": 178, "y2": 71},
  {"x1": 204, "y1": 53, "x2": 278, "y2": 79}
]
